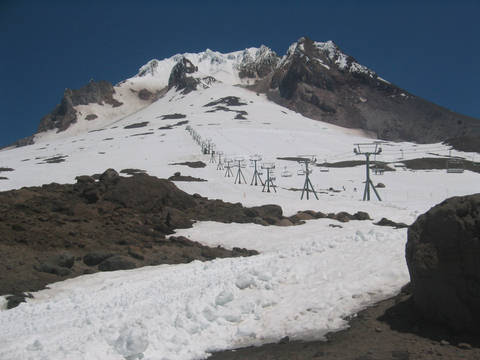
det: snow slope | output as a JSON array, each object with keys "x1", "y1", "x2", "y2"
[{"x1": 0, "y1": 80, "x2": 479, "y2": 360}]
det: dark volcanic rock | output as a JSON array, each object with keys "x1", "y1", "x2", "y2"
[
  {"x1": 375, "y1": 218, "x2": 408, "y2": 229},
  {"x1": 38, "y1": 80, "x2": 123, "y2": 133},
  {"x1": 138, "y1": 88, "x2": 153, "y2": 100},
  {"x1": 169, "y1": 161, "x2": 206, "y2": 168},
  {"x1": 83, "y1": 252, "x2": 114, "y2": 266},
  {"x1": 34, "y1": 262, "x2": 71, "y2": 276},
  {"x1": 254, "y1": 36, "x2": 480, "y2": 146},
  {"x1": 159, "y1": 113, "x2": 187, "y2": 120},
  {"x1": 204, "y1": 96, "x2": 247, "y2": 107},
  {"x1": 124, "y1": 121, "x2": 149, "y2": 129},
  {"x1": 168, "y1": 57, "x2": 199, "y2": 94},
  {"x1": 98, "y1": 255, "x2": 136, "y2": 271},
  {"x1": 50, "y1": 253, "x2": 75, "y2": 268},
  {"x1": 238, "y1": 45, "x2": 280, "y2": 79},
  {"x1": 406, "y1": 194, "x2": 480, "y2": 333}
]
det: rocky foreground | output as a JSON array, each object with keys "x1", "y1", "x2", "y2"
[
  {"x1": 0, "y1": 169, "x2": 373, "y2": 309},
  {"x1": 211, "y1": 285, "x2": 480, "y2": 360}
]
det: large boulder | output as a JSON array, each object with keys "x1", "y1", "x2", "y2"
[{"x1": 406, "y1": 194, "x2": 480, "y2": 333}]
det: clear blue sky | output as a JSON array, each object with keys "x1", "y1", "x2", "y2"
[{"x1": 1, "y1": 0, "x2": 479, "y2": 147}]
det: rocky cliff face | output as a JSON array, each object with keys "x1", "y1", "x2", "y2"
[
  {"x1": 38, "y1": 80, "x2": 123, "y2": 133},
  {"x1": 254, "y1": 37, "x2": 479, "y2": 145},
  {"x1": 167, "y1": 57, "x2": 199, "y2": 94},
  {"x1": 27, "y1": 38, "x2": 480, "y2": 150},
  {"x1": 237, "y1": 45, "x2": 279, "y2": 79}
]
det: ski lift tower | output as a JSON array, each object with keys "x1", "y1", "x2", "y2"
[
  {"x1": 216, "y1": 151, "x2": 224, "y2": 170},
  {"x1": 354, "y1": 143, "x2": 382, "y2": 201},
  {"x1": 209, "y1": 144, "x2": 216, "y2": 163},
  {"x1": 224, "y1": 159, "x2": 234, "y2": 178},
  {"x1": 261, "y1": 162, "x2": 277, "y2": 193},
  {"x1": 234, "y1": 157, "x2": 247, "y2": 184},
  {"x1": 249, "y1": 154, "x2": 264, "y2": 186},
  {"x1": 297, "y1": 155, "x2": 319, "y2": 200},
  {"x1": 205, "y1": 139, "x2": 213, "y2": 155}
]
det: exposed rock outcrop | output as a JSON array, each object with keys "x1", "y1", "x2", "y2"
[
  {"x1": 252, "y1": 37, "x2": 479, "y2": 147},
  {"x1": 237, "y1": 45, "x2": 280, "y2": 79},
  {"x1": 406, "y1": 194, "x2": 480, "y2": 333},
  {"x1": 38, "y1": 80, "x2": 123, "y2": 133},
  {"x1": 168, "y1": 57, "x2": 199, "y2": 94}
]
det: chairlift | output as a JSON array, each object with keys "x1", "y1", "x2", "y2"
[{"x1": 281, "y1": 167, "x2": 292, "y2": 177}]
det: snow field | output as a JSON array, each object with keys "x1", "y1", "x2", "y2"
[
  {"x1": 0, "y1": 221, "x2": 407, "y2": 360},
  {"x1": 0, "y1": 81, "x2": 478, "y2": 359}
]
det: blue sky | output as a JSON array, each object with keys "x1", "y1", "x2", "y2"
[{"x1": 1, "y1": 0, "x2": 479, "y2": 147}]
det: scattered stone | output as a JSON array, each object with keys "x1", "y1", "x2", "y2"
[
  {"x1": 120, "y1": 169, "x2": 146, "y2": 176},
  {"x1": 130, "y1": 132, "x2": 154, "y2": 137},
  {"x1": 128, "y1": 246, "x2": 145, "y2": 260},
  {"x1": 98, "y1": 255, "x2": 136, "y2": 271},
  {"x1": 440, "y1": 340, "x2": 450, "y2": 346},
  {"x1": 204, "y1": 96, "x2": 247, "y2": 107},
  {"x1": 376, "y1": 183, "x2": 386, "y2": 188},
  {"x1": 169, "y1": 161, "x2": 206, "y2": 168},
  {"x1": 158, "y1": 120, "x2": 189, "y2": 130},
  {"x1": 41, "y1": 155, "x2": 68, "y2": 164},
  {"x1": 353, "y1": 211, "x2": 371, "y2": 221},
  {"x1": 34, "y1": 262, "x2": 71, "y2": 276},
  {"x1": 276, "y1": 218, "x2": 294, "y2": 227},
  {"x1": 374, "y1": 218, "x2": 408, "y2": 229},
  {"x1": 83, "y1": 252, "x2": 114, "y2": 266},
  {"x1": 85, "y1": 114, "x2": 98, "y2": 120},
  {"x1": 278, "y1": 336, "x2": 290, "y2": 344},
  {"x1": 6, "y1": 293, "x2": 33, "y2": 309},
  {"x1": 0, "y1": 167, "x2": 14, "y2": 172},
  {"x1": 138, "y1": 88, "x2": 153, "y2": 100},
  {"x1": 329, "y1": 224, "x2": 343, "y2": 228},
  {"x1": 124, "y1": 122, "x2": 149, "y2": 129},
  {"x1": 168, "y1": 173, "x2": 207, "y2": 182},
  {"x1": 50, "y1": 253, "x2": 75, "y2": 268},
  {"x1": 99, "y1": 168, "x2": 120, "y2": 184},
  {"x1": 159, "y1": 113, "x2": 186, "y2": 120}
]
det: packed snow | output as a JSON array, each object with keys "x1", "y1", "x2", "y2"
[{"x1": 0, "y1": 77, "x2": 478, "y2": 360}]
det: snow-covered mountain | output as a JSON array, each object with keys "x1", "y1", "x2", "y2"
[
  {"x1": 0, "y1": 37, "x2": 479, "y2": 360},
  {"x1": 15, "y1": 36, "x2": 479, "y2": 150}
]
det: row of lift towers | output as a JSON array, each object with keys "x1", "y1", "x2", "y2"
[{"x1": 186, "y1": 126, "x2": 388, "y2": 201}]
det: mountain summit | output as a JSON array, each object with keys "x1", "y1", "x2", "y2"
[{"x1": 18, "y1": 37, "x2": 479, "y2": 151}]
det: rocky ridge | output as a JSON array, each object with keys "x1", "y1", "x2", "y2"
[
  {"x1": 24, "y1": 37, "x2": 480, "y2": 151},
  {"x1": 257, "y1": 37, "x2": 479, "y2": 145}
]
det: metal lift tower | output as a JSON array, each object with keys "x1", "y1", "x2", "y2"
[
  {"x1": 249, "y1": 154, "x2": 264, "y2": 186},
  {"x1": 297, "y1": 156, "x2": 319, "y2": 200},
  {"x1": 354, "y1": 143, "x2": 382, "y2": 201},
  {"x1": 216, "y1": 151, "x2": 224, "y2": 170},
  {"x1": 224, "y1": 159, "x2": 234, "y2": 178},
  {"x1": 234, "y1": 158, "x2": 247, "y2": 184},
  {"x1": 261, "y1": 163, "x2": 277, "y2": 193}
]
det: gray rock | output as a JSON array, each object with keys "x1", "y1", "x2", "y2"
[
  {"x1": 99, "y1": 168, "x2": 119, "y2": 185},
  {"x1": 406, "y1": 194, "x2": 480, "y2": 333},
  {"x1": 34, "y1": 262, "x2": 71, "y2": 276},
  {"x1": 98, "y1": 255, "x2": 136, "y2": 272},
  {"x1": 83, "y1": 252, "x2": 114, "y2": 266},
  {"x1": 50, "y1": 253, "x2": 75, "y2": 269}
]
